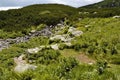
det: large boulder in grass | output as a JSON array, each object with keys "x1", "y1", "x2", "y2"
[{"x1": 14, "y1": 54, "x2": 37, "y2": 73}]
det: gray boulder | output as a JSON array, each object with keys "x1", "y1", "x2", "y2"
[{"x1": 14, "y1": 54, "x2": 37, "y2": 73}]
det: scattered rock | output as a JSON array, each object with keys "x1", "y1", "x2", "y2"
[
  {"x1": 85, "y1": 25, "x2": 91, "y2": 28},
  {"x1": 68, "y1": 27, "x2": 83, "y2": 36},
  {"x1": 31, "y1": 30, "x2": 36, "y2": 33},
  {"x1": 113, "y1": 15, "x2": 120, "y2": 18},
  {"x1": 72, "y1": 31, "x2": 83, "y2": 37},
  {"x1": 50, "y1": 35, "x2": 66, "y2": 41},
  {"x1": 93, "y1": 12, "x2": 97, "y2": 14},
  {"x1": 0, "y1": 26, "x2": 53, "y2": 51},
  {"x1": 14, "y1": 54, "x2": 37, "y2": 73},
  {"x1": 51, "y1": 44, "x2": 59, "y2": 50},
  {"x1": 68, "y1": 27, "x2": 76, "y2": 33},
  {"x1": 64, "y1": 42, "x2": 72, "y2": 46},
  {"x1": 27, "y1": 47, "x2": 41, "y2": 54},
  {"x1": 14, "y1": 64, "x2": 37, "y2": 73}
]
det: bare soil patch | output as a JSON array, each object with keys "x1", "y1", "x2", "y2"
[{"x1": 76, "y1": 53, "x2": 96, "y2": 64}]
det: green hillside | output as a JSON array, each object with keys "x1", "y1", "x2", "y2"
[
  {"x1": 78, "y1": 0, "x2": 120, "y2": 18},
  {"x1": 0, "y1": 4, "x2": 77, "y2": 31},
  {"x1": 81, "y1": 0, "x2": 120, "y2": 8}
]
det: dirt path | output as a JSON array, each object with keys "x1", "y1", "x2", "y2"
[
  {"x1": 76, "y1": 54, "x2": 96, "y2": 64},
  {"x1": 61, "y1": 49, "x2": 96, "y2": 64}
]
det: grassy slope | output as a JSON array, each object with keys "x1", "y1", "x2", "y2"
[
  {"x1": 0, "y1": 4, "x2": 77, "y2": 30},
  {"x1": 0, "y1": 17, "x2": 120, "y2": 79}
]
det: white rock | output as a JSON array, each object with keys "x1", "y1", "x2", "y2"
[
  {"x1": 68, "y1": 27, "x2": 83, "y2": 36},
  {"x1": 68, "y1": 27, "x2": 76, "y2": 33},
  {"x1": 64, "y1": 42, "x2": 72, "y2": 46},
  {"x1": 85, "y1": 25, "x2": 90, "y2": 28},
  {"x1": 93, "y1": 12, "x2": 97, "y2": 14},
  {"x1": 40, "y1": 45, "x2": 46, "y2": 48},
  {"x1": 51, "y1": 44, "x2": 59, "y2": 50},
  {"x1": 27, "y1": 47, "x2": 41, "y2": 54},
  {"x1": 14, "y1": 64, "x2": 37, "y2": 73},
  {"x1": 18, "y1": 54, "x2": 25, "y2": 61},
  {"x1": 72, "y1": 31, "x2": 83, "y2": 36},
  {"x1": 31, "y1": 30, "x2": 36, "y2": 33},
  {"x1": 113, "y1": 16, "x2": 120, "y2": 18},
  {"x1": 88, "y1": 62, "x2": 93, "y2": 65},
  {"x1": 50, "y1": 35, "x2": 66, "y2": 42},
  {"x1": 14, "y1": 54, "x2": 26, "y2": 65},
  {"x1": 14, "y1": 54, "x2": 37, "y2": 73}
]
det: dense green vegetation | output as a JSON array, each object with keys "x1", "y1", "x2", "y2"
[
  {"x1": 81, "y1": 0, "x2": 120, "y2": 8},
  {"x1": 0, "y1": 2, "x2": 120, "y2": 39},
  {"x1": 0, "y1": 17, "x2": 120, "y2": 80},
  {"x1": 78, "y1": 0, "x2": 120, "y2": 18},
  {"x1": 0, "y1": 1, "x2": 120, "y2": 79},
  {"x1": 0, "y1": 4, "x2": 77, "y2": 31},
  {"x1": 78, "y1": 7, "x2": 120, "y2": 18}
]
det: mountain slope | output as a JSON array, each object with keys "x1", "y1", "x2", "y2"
[
  {"x1": 81, "y1": 0, "x2": 120, "y2": 8},
  {"x1": 78, "y1": 0, "x2": 120, "y2": 18}
]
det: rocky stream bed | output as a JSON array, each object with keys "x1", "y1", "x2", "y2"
[{"x1": 0, "y1": 26, "x2": 53, "y2": 51}]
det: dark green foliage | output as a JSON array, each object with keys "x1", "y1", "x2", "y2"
[
  {"x1": 0, "y1": 4, "x2": 77, "y2": 32},
  {"x1": 78, "y1": 7, "x2": 120, "y2": 18},
  {"x1": 81, "y1": 0, "x2": 120, "y2": 8},
  {"x1": 27, "y1": 49, "x2": 60, "y2": 65},
  {"x1": 78, "y1": 0, "x2": 120, "y2": 18},
  {"x1": 55, "y1": 58, "x2": 78, "y2": 77},
  {"x1": 109, "y1": 55, "x2": 120, "y2": 64},
  {"x1": 96, "y1": 61, "x2": 108, "y2": 75},
  {"x1": 59, "y1": 43, "x2": 67, "y2": 50},
  {"x1": 73, "y1": 43, "x2": 81, "y2": 51}
]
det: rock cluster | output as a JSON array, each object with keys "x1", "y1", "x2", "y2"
[
  {"x1": 68, "y1": 27, "x2": 83, "y2": 36},
  {"x1": 14, "y1": 54, "x2": 37, "y2": 73},
  {"x1": 1, "y1": 23, "x2": 84, "y2": 73},
  {"x1": 0, "y1": 26, "x2": 53, "y2": 51}
]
